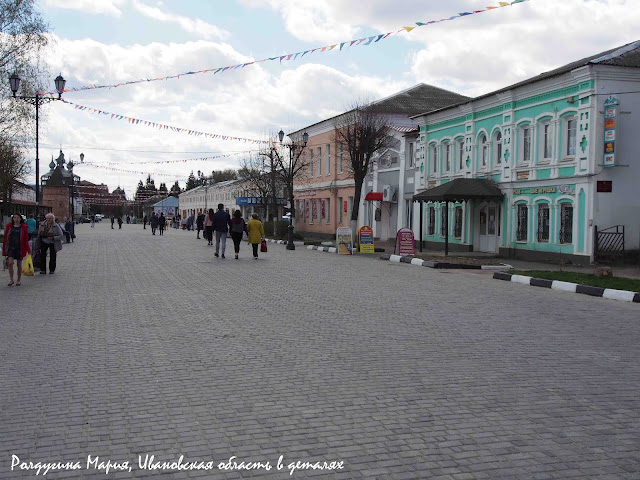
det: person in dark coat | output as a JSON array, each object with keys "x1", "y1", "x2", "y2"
[
  {"x1": 150, "y1": 212, "x2": 159, "y2": 235},
  {"x1": 143, "y1": 215, "x2": 148, "y2": 229},
  {"x1": 158, "y1": 212, "x2": 166, "y2": 236},
  {"x1": 117, "y1": 217, "x2": 123, "y2": 229},
  {"x1": 229, "y1": 210, "x2": 248, "y2": 260},
  {"x1": 196, "y1": 209, "x2": 205, "y2": 239},
  {"x1": 212, "y1": 203, "x2": 231, "y2": 258},
  {"x1": 111, "y1": 216, "x2": 115, "y2": 229}
]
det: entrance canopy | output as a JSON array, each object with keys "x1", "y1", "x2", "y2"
[
  {"x1": 412, "y1": 178, "x2": 503, "y2": 203},
  {"x1": 365, "y1": 192, "x2": 384, "y2": 201}
]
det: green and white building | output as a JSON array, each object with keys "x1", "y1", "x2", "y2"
[{"x1": 411, "y1": 40, "x2": 640, "y2": 264}]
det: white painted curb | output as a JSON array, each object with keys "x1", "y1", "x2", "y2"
[
  {"x1": 389, "y1": 255, "x2": 402, "y2": 263},
  {"x1": 603, "y1": 289, "x2": 636, "y2": 302},
  {"x1": 552, "y1": 280, "x2": 578, "y2": 292}
]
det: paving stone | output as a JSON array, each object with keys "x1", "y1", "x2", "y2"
[{"x1": 0, "y1": 222, "x2": 639, "y2": 478}]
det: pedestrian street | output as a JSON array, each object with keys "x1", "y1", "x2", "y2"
[{"x1": 1, "y1": 221, "x2": 639, "y2": 479}]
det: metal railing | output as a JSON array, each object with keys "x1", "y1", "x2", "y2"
[{"x1": 595, "y1": 225, "x2": 625, "y2": 263}]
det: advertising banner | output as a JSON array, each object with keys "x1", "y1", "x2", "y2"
[
  {"x1": 336, "y1": 227, "x2": 353, "y2": 255},
  {"x1": 603, "y1": 96, "x2": 618, "y2": 167},
  {"x1": 358, "y1": 226, "x2": 375, "y2": 254},
  {"x1": 395, "y1": 228, "x2": 415, "y2": 256}
]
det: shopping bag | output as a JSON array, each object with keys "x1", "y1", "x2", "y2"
[
  {"x1": 22, "y1": 254, "x2": 34, "y2": 276},
  {"x1": 260, "y1": 239, "x2": 267, "y2": 253}
]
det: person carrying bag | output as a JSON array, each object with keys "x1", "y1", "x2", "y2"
[{"x1": 247, "y1": 213, "x2": 265, "y2": 259}]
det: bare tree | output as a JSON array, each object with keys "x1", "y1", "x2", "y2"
[
  {"x1": 333, "y1": 101, "x2": 390, "y2": 238},
  {"x1": 238, "y1": 153, "x2": 274, "y2": 218},
  {"x1": 0, "y1": 138, "x2": 29, "y2": 223},
  {"x1": 0, "y1": 0, "x2": 51, "y2": 138},
  {"x1": 272, "y1": 132, "x2": 308, "y2": 229}
]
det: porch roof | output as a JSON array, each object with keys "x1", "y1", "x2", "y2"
[{"x1": 412, "y1": 178, "x2": 503, "y2": 203}]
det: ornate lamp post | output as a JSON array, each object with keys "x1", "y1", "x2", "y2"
[
  {"x1": 278, "y1": 129, "x2": 308, "y2": 250},
  {"x1": 9, "y1": 73, "x2": 66, "y2": 221}
]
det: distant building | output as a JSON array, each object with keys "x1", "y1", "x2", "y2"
[{"x1": 41, "y1": 150, "x2": 79, "y2": 221}]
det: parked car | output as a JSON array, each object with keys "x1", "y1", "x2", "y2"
[{"x1": 94, "y1": 214, "x2": 103, "y2": 222}]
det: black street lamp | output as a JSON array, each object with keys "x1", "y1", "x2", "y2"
[
  {"x1": 9, "y1": 73, "x2": 66, "y2": 221},
  {"x1": 278, "y1": 129, "x2": 308, "y2": 250}
]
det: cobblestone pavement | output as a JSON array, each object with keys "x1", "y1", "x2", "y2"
[{"x1": 1, "y1": 222, "x2": 639, "y2": 479}]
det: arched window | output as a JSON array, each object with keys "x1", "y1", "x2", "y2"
[
  {"x1": 480, "y1": 134, "x2": 488, "y2": 168},
  {"x1": 494, "y1": 131, "x2": 502, "y2": 166}
]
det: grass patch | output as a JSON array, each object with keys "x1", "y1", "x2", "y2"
[{"x1": 510, "y1": 270, "x2": 640, "y2": 292}]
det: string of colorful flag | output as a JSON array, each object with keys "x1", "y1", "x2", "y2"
[
  {"x1": 59, "y1": 99, "x2": 271, "y2": 144},
  {"x1": 44, "y1": 0, "x2": 528, "y2": 96},
  {"x1": 80, "y1": 150, "x2": 253, "y2": 167},
  {"x1": 76, "y1": 162, "x2": 220, "y2": 178}
]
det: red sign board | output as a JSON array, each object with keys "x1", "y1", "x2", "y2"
[
  {"x1": 395, "y1": 228, "x2": 415, "y2": 256},
  {"x1": 597, "y1": 181, "x2": 612, "y2": 193}
]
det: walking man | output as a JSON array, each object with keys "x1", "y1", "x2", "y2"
[
  {"x1": 212, "y1": 203, "x2": 231, "y2": 258},
  {"x1": 111, "y1": 216, "x2": 115, "y2": 229},
  {"x1": 143, "y1": 214, "x2": 148, "y2": 229}
]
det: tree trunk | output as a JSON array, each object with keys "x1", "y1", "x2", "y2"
[{"x1": 351, "y1": 177, "x2": 364, "y2": 243}]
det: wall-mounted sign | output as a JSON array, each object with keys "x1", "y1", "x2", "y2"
[
  {"x1": 236, "y1": 197, "x2": 286, "y2": 205},
  {"x1": 336, "y1": 227, "x2": 353, "y2": 255},
  {"x1": 513, "y1": 185, "x2": 575, "y2": 196},
  {"x1": 297, "y1": 190, "x2": 317, "y2": 198},
  {"x1": 516, "y1": 171, "x2": 530, "y2": 180},
  {"x1": 428, "y1": 181, "x2": 437, "y2": 188},
  {"x1": 358, "y1": 226, "x2": 375, "y2": 254},
  {"x1": 597, "y1": 181, "x2": 612, "y2": 193},
  {"x1": 603, "y1": 97, "x2": 618, "y2": 167},
  {"x1": 395, "y1": 228, "x2": 415, "y2": 256}
]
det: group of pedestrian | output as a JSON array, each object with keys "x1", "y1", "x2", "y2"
[
  {"x1": 3, "y1": 212, "x2": 64, "y2": 286},
  {"x1": 146, "y1": 212, "x2": 166, "y2": 235},
  {"x1": 200, "y1": 204, "x2": 264, "y2": 259}
]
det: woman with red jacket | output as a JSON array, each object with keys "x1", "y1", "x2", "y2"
[{"x1": 3, "y1": 214, "x2": 31, "y2": 286}]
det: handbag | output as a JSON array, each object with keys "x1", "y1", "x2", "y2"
[
  {"x1": 22, "y1": 254, "x2": 34, "y2": 276},
  {"x1": 260, "y1": 239, "x2": 267, "y2": 253}
]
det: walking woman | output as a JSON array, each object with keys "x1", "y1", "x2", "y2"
[
  {"x1": 229, "y1": 210, "x2": 248, "y2": 259},
  {"x1": 246, "y1": 213, "x2": 265, "y2": 259},
  {"x1": 3, "y1": 214, "x2": 31, "y2": 286},
  {"x1": 204, "y1": 208, "x2": 214, "y2": 246},
  {"x1": 38, "y1": 213, "x2": 64, "y2": 275}
]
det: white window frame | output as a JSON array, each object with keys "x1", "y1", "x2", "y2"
[
  {"x1": 520, "y1": 125, "x2": 532, "y2": 165},
  {"x1": 480, "y1": 134, "x2": 488, "y2": 168},
  {"x1": 536, "y1": 203, "x2": 550, "y2": 243},
  {"x1": 457, "y1": 138, "x2": 465, "y2": 170},
  {"x1": 408, "y1": 142, "x2": 415, "y2": 169},
  {"x1": 516, "y1": 204, "x2": 528, "y2": 242},
  {"x1": 563, "y1": 115, "x2": 577, "y2": 160},
  {"x1": 430, "y1": 144, "x2": 438, "y2": 174},
  {"x1": 316, "y1": 147, "x2": 322, "y2": 177},
  {"x1": 494, "y1": 131, "x2": 503, "y2": 167},
  {"x1": 444, "y1": 143, "x2": 451, "y2": 173},
  {"x1": 540, "y1": 121, "x2": 553, "y2": 162},
  {"x1": 325, "y1": 144, "x2": 330, "y2": 175}
]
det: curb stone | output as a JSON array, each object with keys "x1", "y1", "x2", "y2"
[
  {"x1": 379, "y1": 254, "x2": 512, "y2": 271},
  {"x1": 493, "y1": 272, "x2": 640, "y2": 304}
]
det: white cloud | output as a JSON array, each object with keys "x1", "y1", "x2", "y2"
[
  {"x1": 44, "y1": 0, "x2": 126, "y2": 16},
  {"x1": 132, "y1": 1, "x2": 230, "y2": 40}
]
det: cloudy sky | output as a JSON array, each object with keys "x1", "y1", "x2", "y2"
[{"x1": 30, "y1": 0, "x2": 640, "y2": 197}]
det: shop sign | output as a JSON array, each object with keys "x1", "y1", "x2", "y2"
[
  {"x1": 513, "y1": 187, "x2": 556, "y2": 195},
  {"x1": 358, "y1": 226, "x2": 375, "y2": 254},
  {"x1": 428, "y1": 181, "x2": 437, "y2": 188},
  {"x1": 336, "y1": 227, "x2": 353, "y2": 255},
  {"x1": 603, "y1": 96, "x2": 618, "y2": 167},
  {"x1": 236, "y1": 197, "x2": 286, "y2": 205},
  {"x1": 516, "y1": 171, "x2": 530, "y2": 180},
  {"x1": 297, "y1": 190, "x2": 317, "y2": 198},
  {"x1": 395, "y1": 228, "x2": 415, "y2": 256}
]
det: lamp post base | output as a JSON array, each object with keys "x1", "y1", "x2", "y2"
[{"x1": 286, "y1": 223, "x2": 295, "y2": 250}]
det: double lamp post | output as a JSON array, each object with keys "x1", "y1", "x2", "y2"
[{"x1": 9, "y1": 73, "x2": 66, "y2": 221}]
